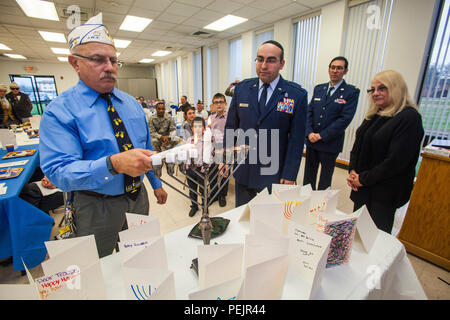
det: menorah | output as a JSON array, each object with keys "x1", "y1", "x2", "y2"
[{"x1": 151, "y1": 142, "x2": 249, "y2": 245}]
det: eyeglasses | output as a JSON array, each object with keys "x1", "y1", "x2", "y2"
[
  {"x1": 367, "y1": 85, "x2": 388, "y2": 94},
  {"x1": 72, "y1": 53, "x2": 123, "y2": 68},
  {"x1": 329, "y1": 65, "x2": 345, "y2": 71},
  {"x1": 11, "y1": 88, "x2": 19, "y2": 90},
  {"x1": 255, "y1": 56, "x2": 279, "y2": 65},
  {"x1": 213, "y1": 101, "x2": 226, "y2": 105}
]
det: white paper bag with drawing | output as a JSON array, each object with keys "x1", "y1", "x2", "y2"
[
  {"x1": 41, "y1": 236, "x2": 106, "y2": 299},
  {"x1": 249, "y1": 202, "x2": 284, "y2": 236},
  {"x1": 125, "y1": 213, "x2": 160, "y2": 232},
  {"x1": 244, "y1": 234, "x2": 289, "y2": 270},
  {"x1": 122, "y1": 267, "x2": 175, "y2": 300},
  {"x1": 197, "y1": 244, "x2": 243, "y2": 290},
  {"x1": 239, "y1": 254, "x2": 289, "y2": 300},
  {"x1": 119, "y1": 216, "x2": 161, "y2": 241},
  {"x1": 288, "y1": 221, "x2": 332, "y2": 299},
  {"x1": 121, "y1": 236, "x2": 168, "y2": 270},
  {"x1": 189, "y1": 276, "x2": 242, "y2": 300},
  {"x1": 354, "y1": 205, "x2": 379, "y2": 253}
]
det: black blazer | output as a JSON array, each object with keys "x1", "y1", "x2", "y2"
[
  {"x1": 349, "y1": 107, "x2": 424, "y2": 208},
  {"x1": 6, "y1": 92, "x2": 33, "y2": 119}
]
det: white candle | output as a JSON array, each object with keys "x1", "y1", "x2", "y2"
[
  {"x1": 152, "y1": 154, "x2": 162, "y2": 166},
  {"x1": 166, "y1": 152, "x2": 175, "y2": 163},
  {"x1": 203, "y1": 128, "x2": 212, "y2": 164}
]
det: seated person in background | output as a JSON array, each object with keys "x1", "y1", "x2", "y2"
[
  {"x1": 138, "y1": 96, "x2": 148, "y2": 108},
  {"x1": 209, "y1": 93, "x2": 229, "y2": 207},
  {"x1": 186, "y1": 117, "x2": 207, "y2": 217},
  {"x1": 149, "y1": 101, "x2": 180, "y2": 152},
  {"x1": 182, "y1": 106, "x2": 195, "y2": 141},
  {"x1": 19, "y1": 167, "x2": 64, "y2": 215},
  {"x1": 179, "y1": 95, "x2": 191, "y2": 113},
  {"x1": 195, "y1": 100, "x2": 208, "y2": 120},
  {"x1": 0, "y1": 84, "x2": 21, "y2": 128}
]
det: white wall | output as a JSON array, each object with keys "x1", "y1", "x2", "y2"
[
  {"x1": 383, "y1": 0, "x2": 437, "y2": 98},
  {"x1": 274, "y1": 19, "x2": 295, "y2": 81},
  {"x1": 241, "y1": 31, "x2": 254, "y2": 79}
]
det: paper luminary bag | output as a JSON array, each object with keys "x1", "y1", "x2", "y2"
[
  {"x1": 316, "y1": 210, "x2": 361, "y2": 268},
  {"x1": 239, "y1": 188, "x2": 270, "y2": 222},
  {"x1": 248, "y1": 202, "x2": 284, "y2": 236},
  {"x1": 189, "y1": 276, "x2": 243, "y2": 300},
  {"x1": 41, "y1": 235, "x2": 106, "y2": 299},
  {"x1": 288, "y1": 221, "x2": 332, "y2": 299},
  {"x1": 122, "y1": 267, "x2": 176, "y2": 300},
  {"x1": 244, "y1": 234, "x2": 290, "y2": 270},
  {"x1": 354, "y1": 205, "x2": 379, "y2": 253},
  {"x1": 197, "y1": 244, "x2": 244, "y2": 290},
  {"x1": 238, "y1": 254, "x2": 289, "y2": 300},
  {"x1": 119, "y1": 214, "x2": 161, "y2": 241}
]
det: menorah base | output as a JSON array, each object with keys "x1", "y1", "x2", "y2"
[{"x1": 187, "y1": 217, "x2": 230, "y2": 241}]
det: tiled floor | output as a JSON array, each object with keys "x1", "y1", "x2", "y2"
[{"x1": 1, "y1": 161, "x2": 449, "y2": 299}]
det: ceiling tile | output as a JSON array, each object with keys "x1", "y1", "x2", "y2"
[
  {"x1": 134, "y1": 0, "x2": 173, "y2": 11},
  {"x1": 188, "y1": 9, "x2": 224, "y2": 23},
  {"x1": 127, "y1": 7, "x2": 162, "y2": 19},
  {"x1": 249, "y1": 0, "x2": 293, "y2": 11},
  {"x1": 95, "y1": 0, "x2": 131, "y2": 15},
  {"x1": 295, "y1": 0, "x2": 334, "y2": 9},
  {"x1": 272, "y1": 3, "x2": 310, "y2": 17},
  {"x1": 156, "y1": 12, "x2": 188, "y2": 24},
  {"x1": 231, "y1": 5, "x2": 267, "y2": 19},
  {"x1": 207, "y1": 0, "x2": 244, "y2": 14},
  {"x1": 253, "y1": 12, "x2": 284, "y2": 24},
  {"x1": 176, "y1": 0, "x2": 215, "y2": 8},
  {"x1": 164, "y1": 2, "x2": 202, "y2": 17}
]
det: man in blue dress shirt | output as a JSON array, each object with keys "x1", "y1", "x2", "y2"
[
  {"x1": 39, "y1": 13, "x2": 167, "y2": 257},
  {"x1": 223, "y1": 40, "x2": 308, "y2": 207},
  {"x1": 303, "y1": 56, "x2": 360, "y2": 190}
]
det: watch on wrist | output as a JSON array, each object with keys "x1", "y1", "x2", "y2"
[{"x1": 106, "y1": 155, "x2": 118, "y2": 175}]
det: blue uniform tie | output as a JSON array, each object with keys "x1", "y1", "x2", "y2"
[
  {"x1": 326, "y1": 85, "x2": 334, "y2": 101},
  {"x1": 259, "y1": 83, "x2": 270, "y2": 114},
  {"x1": 100, "y1": 93, "x2": 141, "y2": 201}
]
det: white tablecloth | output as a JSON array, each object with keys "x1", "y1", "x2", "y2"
[{"x1": 100, "y1": 206, "x2": 427, "y2": 300}]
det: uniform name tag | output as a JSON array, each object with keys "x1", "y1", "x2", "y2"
[
  {"x1": 314, "y1": 98, "x2": 321, "y2": 101},
  {"x1": 276, "y1": 98, "x2": 295, "y2": 114},
  {"x1": 239, "y1": 103, "x2": 249, "y2": 107}
]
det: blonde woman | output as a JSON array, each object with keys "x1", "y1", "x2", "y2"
[{"x1": 347, "y1": 70, "x2": 424, "y2": 233}]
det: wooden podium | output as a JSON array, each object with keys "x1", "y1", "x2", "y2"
[{"x1": 398, "y1": 152, "x2": 450, "y2": 270}]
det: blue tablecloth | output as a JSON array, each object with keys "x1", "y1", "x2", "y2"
[{"x1": 0, "y1": 144, "x2": 53, "y2": 270}]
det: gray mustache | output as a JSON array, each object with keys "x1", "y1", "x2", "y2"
[{"x1": 100, "y1": 72, "x2": 117, "y2": 80}]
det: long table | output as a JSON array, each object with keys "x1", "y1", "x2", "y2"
[
  {"x1": 0, "y1": 144, "x2": 54, "y2": 271},
  {"x1": 100, "y1": 206, "x2": 427, "y2": 300}
]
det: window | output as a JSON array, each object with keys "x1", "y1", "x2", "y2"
[
  {"x1": 418, "y1": 0, "x2": 450, "y2": 146},
  {"x1": 229, "y1": 38, "x2": 242, "y2": 83},
  {"x1": 206, "y1": 47, "x2": 219, "y2": 107},
  {"x1": 340, "y1": 0, "x2": 394, "y2": 162},
  {"x1": 292, "y1": 14, "x2": 321, "y2": 98},
  {"x1": 252, "y1": 29, "x2": 274, "y2": 77},
  {"x1": 193, "y1": 51, "x2": 203, "y2": 104}
]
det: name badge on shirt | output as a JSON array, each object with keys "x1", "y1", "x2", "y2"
[
  {"x1": 239, "y1": 103, "x2": 249, "y2": 108},
  {"x1": 276, "y1": 98, "x2": 295, "y2": 114},
  {"x1": 314, "y1": 98, "x2": 321, "y2": 101}
]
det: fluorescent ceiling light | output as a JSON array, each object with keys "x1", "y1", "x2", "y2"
[
  {"x1": 152, "y1": 51, "x2": 171, "y2": 57},
  {"x1": 114, "y1": 39, "x2": 131, "y2": 48},
  {"x1": 57, "y1": 57, "x2": 68, "y2": 62},
  {"x1": 39, "y1": 31, "x2": 66, "y2": 43},
  {"x1": 119, "y1": 15, "x2": 152, "y2": 32},
  {"x1": 51, "y1": 47, "x2": 70, "y2": 54},
  {"x1": 139, "y1": 58, "x2": 154, "y2": 63},
  {"x1": 16, "y1": 0, "x2": 59, "y2": 21},
  {"x1": 0, "y1": 43, "x2": 12, "y2": 50},
  {"x1": 4, "y1": 53, "x2": 26, "y2": 59},
  {"x1": 203, "y1": 15, "x2": 248, "y2": 31}
]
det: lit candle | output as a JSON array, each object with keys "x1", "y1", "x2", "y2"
[{"x1": 203, "y1": 127, "x2": 212, "y2": 164}]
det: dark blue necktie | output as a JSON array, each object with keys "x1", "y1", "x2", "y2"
[
  {"x1": 100, "y1": 93, "x2": 141, "y2": 201},
  {"x1": 259, "y1": 83, "x2": 270, "y2": 114},
  {"x1": 326, "y1": 86, "x2": 334, "y2": 101}
]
